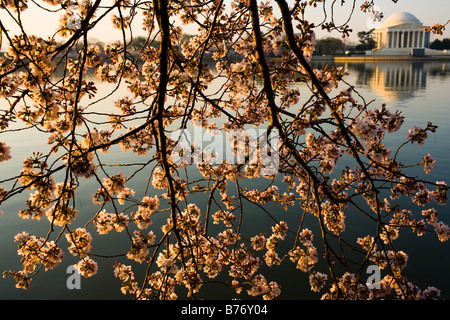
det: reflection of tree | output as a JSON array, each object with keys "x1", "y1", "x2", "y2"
[
  {"x1": 313, "y1": 61, "x2": 378, "y2": 87},
  {"x1": 348, "y1": 62, "x2": 375, "y2": 86},
  {"x1": 426, "y1": 62, "x2": 450, "y2": 78},
  {"x1": 313, "y1": 62, "x2": 375, "y2": 86}
]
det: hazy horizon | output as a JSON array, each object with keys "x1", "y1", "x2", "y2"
[{"x1": 0, "y1": 0, "x2": 449, "y2": 47}]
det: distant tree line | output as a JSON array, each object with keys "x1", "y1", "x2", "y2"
[
  {"x1": 430, "y1": 38, "x2": 450, "y2": 50},
  {"x1": 313, "y1": 30, "x2": 376, "y2": 56},
  {"x1": 73, "y1": 32, "x2": 378, "y2": 59},
  {"x1": 314, "y1": 37, "x2": 345, "y2": 55}
]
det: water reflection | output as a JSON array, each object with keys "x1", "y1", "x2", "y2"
[
  {"x1": 349, "y1": 61, "x2": 449, "y2": 103},
  {"x1": 369, "y1": 63, "x2": 427, "y2": 102},
  {"x1": 1, "y1": 61, "x2": 450, "y2": 299},
  {"x1": 313, "y1": 61, "x2": 450, "y2": 104}
]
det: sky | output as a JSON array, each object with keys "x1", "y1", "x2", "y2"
[
  {"x1": 0, "y1": 0, "x2": 449, "y2": 46},
  {"x1": 176, "y1": 1, "x2": 450, "y2": 43},
  {"x1": 315, "y1": 0, "x2": 450, "y2": 43}
]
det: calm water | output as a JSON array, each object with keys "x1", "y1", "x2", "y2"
[{"x1": 0, "y1": 60, "x2": 449, "y2": 300}]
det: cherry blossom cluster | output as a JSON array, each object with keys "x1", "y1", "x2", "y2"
[{"x1": 2, "y1": 232, "x2": 64, "y2": 289}]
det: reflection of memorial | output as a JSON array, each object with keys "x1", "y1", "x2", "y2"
[
  {"x1": 319, "y1": 61, "x2": 450, "y2": 103},
  {"x1": 369, "y1": 63, "x2": 427, "y2": 102}
]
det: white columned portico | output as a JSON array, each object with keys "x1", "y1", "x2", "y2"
[{"x1": 367, "y1": 12, "x2": 437, "y2": 55}]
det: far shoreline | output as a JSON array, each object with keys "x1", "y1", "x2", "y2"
[{"x1": 312, "y1": 55, "x2": 450, "y2": 62}]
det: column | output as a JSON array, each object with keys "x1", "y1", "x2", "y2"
[
  {"x1": 409, "y1": 31, "x2": 413, "y2": 47},
  {"x1": 388, "y1": 32, "x2": 392, "y2": 48},
  {"x1": 424, "y1": 32, "x2": 430, "y2": 48},
  {"x1": 403, "y1": 31, "x2": 408, "y2": 48},
  {"x1": 419, "y1": 31, "x2": 424, "y2": 48},
  {"x1": 414, "y1": 31, "x2": 418, "y2": 47},
  {"x1": 398, "y1": 31, "x2": 402, "y2": 48}
]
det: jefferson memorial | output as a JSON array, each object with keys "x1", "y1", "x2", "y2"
[{"x1": 367, "y1": 12, "x2": 449, "y2": 56}]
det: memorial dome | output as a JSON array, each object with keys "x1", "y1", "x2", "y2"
[{"x1": 380, "y1": 12, "x2": 422, "y2": 28}]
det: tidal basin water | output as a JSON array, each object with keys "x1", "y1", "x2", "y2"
[{"x1": 0, "y1": 60, "x2": 449, "y2": 299}]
